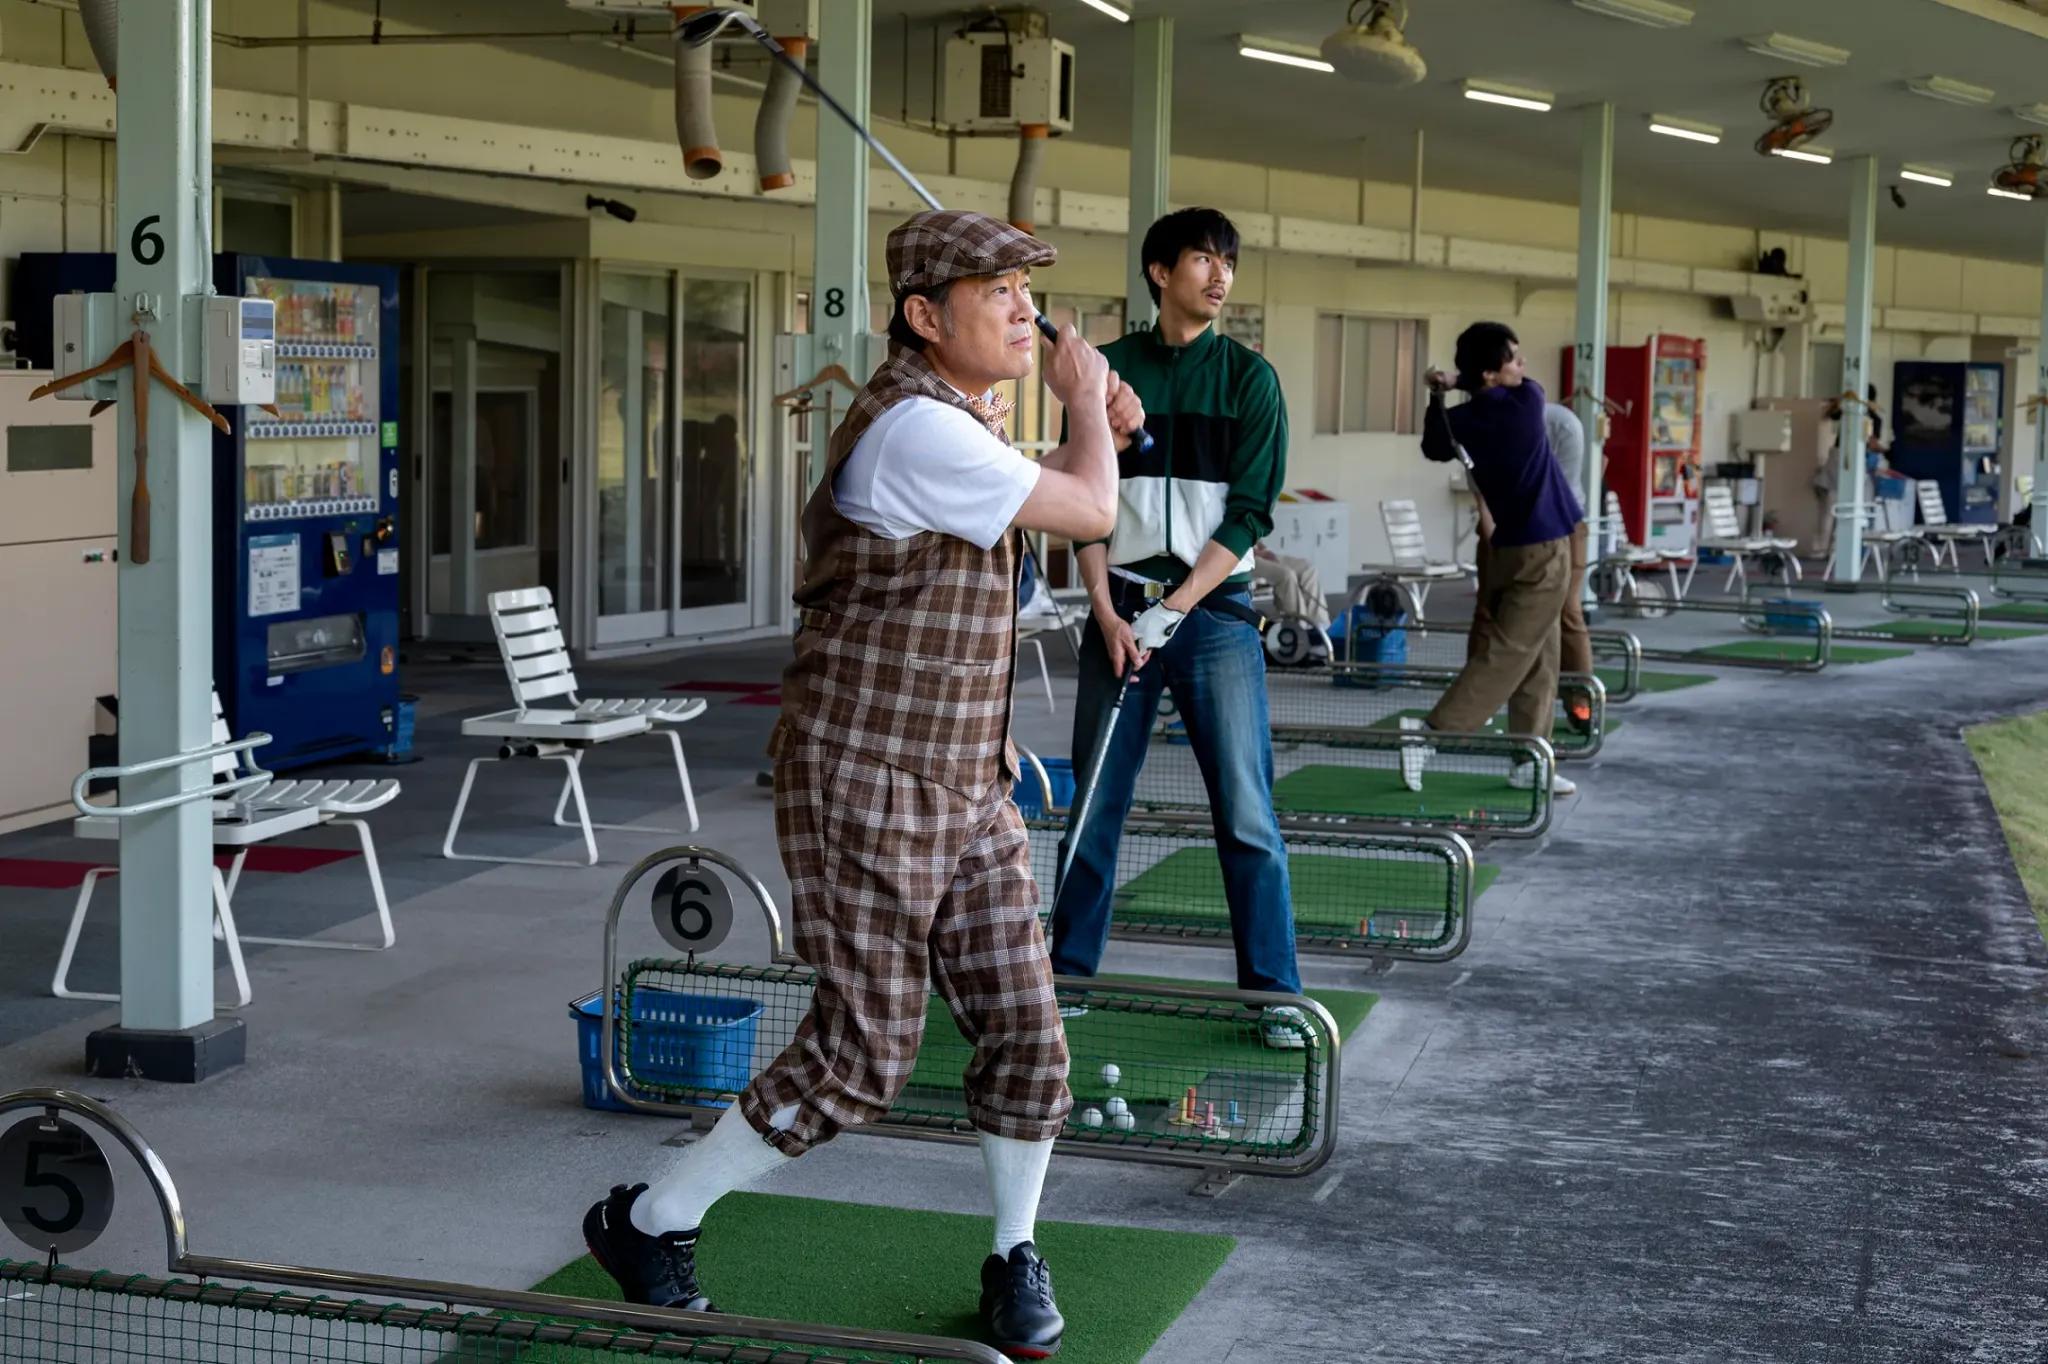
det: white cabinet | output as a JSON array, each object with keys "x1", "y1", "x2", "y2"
[{"x1": 1265, "y1": 495, "x2": 1351, "y2": 589}]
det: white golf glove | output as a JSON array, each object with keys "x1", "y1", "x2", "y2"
[{"x1": 1131, "y1": 602, "x2": 1186, "y2": 652}]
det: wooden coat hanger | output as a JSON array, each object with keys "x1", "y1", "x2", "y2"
[{"x1": 774, "y1": 361, "x2": 860, "y2": 410}]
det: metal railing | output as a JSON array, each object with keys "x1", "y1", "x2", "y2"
[
  {"x1": 69, "y1": 733, "x2": 274, "y2": 818},
  {"x1": 1741, "y1": 581, "x2": 1980, "y2": 646},
  {"x1": 0, "y1": 1089, "x2": 1006, "y2": 1364},
  {"x1": 1621, "y1": 596, "x2": 1835, "y2": 672}
]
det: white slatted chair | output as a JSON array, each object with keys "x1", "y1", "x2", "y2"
[
  {"x1": 443, "y1": 587, "x2": 707, "y2": 867},
  {"x1": 55, "y1": 692, "x2": 401, "y2": 1006},
  {"x1": 1360, "y1": 498, "x2": 1471, "y2": 615},
  {"x1": 1915, "y1": 479, "x2": 1996, "y2": 571},
  {"x1": 1595, "y1": 489, "x2": 1685, "y2": 605},
  {"x1": 1016, "y1": 578, "x2": 1066, "y2": 713},
  {"x1": 1822, "y1": 499, "x2": 1920, "y2": 584},
  {"x1": 1688, "y1": 484, "x2": 1802, "y2": 594}
]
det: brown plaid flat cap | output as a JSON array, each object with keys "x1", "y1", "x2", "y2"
[{"x1": 886, "y1": 210, "x2": 1057, "y2": 297}]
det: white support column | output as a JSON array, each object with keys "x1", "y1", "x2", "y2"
[
  {"x1": 2032, "y1": 217, "x2": 2048, "y2": 552},
  {"x1": 809, "y1": 0, "x2": 871, "y2": 488},
  {"x1": 1126, "y1": 16, "x2": 1172, "y2": 332},
  {"x1": 103, "y1": 0, "x2": 242, "y2": 1076},
  {"x1": 1572, "y1": 103, "x2": 1613, "y2": 602},
  {"x1": 1833, "y1": 156, "x2": 1879, "y2": 583}
]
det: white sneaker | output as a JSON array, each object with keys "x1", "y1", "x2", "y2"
[
  {"x1": 1260, "y1": 1005, "x2": 1309, "y2": 1050},
  {"x1": 1398, "y1": 716, "x2": 1434, "y2": 793},
  {"x1": 1508, "y1": 764, "x2": 1577, "y2": 796}
]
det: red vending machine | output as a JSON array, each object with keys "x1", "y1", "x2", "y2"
[{"x1": 1564, "y1": 334, "x2": 1706, "y2": 557}]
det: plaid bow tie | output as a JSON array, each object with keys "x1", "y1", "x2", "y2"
[{"x1": 962, "y1": 389, "x2": 1013, "y2": 439}]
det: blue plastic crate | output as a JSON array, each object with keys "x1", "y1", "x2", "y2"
[
  {"x1": 388, "y1": 696, "x2": 416, "y2": 759},
  {"x1": 1013, "y1": 757, "x2": 1075, "y2": 818},
  {"x1": 570, "y1": 987, "x2": 761, "y2": 1113},
  {"x1": 1760, "y1": 598, "x2": 1820, "y2": 635}
]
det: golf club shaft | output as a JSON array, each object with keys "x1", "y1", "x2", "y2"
[{"x1": 1056, "y1": 664, "x2": 1136, "y2": 894}]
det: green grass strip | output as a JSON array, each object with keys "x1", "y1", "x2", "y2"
[
  {"x1": 1692, "y1": 640, "x2": 1913, "y2": 665},
  {"x1": 1964, "y1": 709, "x2": 2048, "y2": 946},
  {"x1": 1598, "y1": 667, "x2": 1714, "y2": 694},
  {"x1": 1867, "y1": 618, "x2": 2048, "y2": 643}
]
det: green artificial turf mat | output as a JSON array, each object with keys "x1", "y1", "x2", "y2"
[
  {"x1": 1866, "y1": 618, "x2": 2047, "y2": 642},
  {"x1": 1361, "y1": 707, "x2": 1619, "y2": 744},
  {"x1": 1597, "y1": 667, "x2": 1714, "y2": 694},
  {"x1": 1113, "y1": 846, "x2": 1499, "y2": 926},
  {"x1": 1965, "y1": 710, "x2": 2048, "y2": 947},
  {"x1": 903, "y1": 972, "x2": 1373, "y2": 1110},
  {"x1": 1692, "y1": 640, "x2": 1912, "y2": 665},
  {"x1": 1272, "y1": 763, "x2": 1525, "y2": 822},
  {"x1": 1981, "y1": 601, "x2": 2048, "y2": 624},
  {"x1": 533, "y1": 1193, "x2": 1235, "y2": 1364}
]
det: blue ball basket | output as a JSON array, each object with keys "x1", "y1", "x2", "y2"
[{"x1": 571, "y1": 987, "x2": 762, "y2": 1113}]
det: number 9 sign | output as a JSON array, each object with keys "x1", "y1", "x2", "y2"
[
  {"x1": 0, "y1": 1115, "x2": 114, "y2": 1255},
  {"x1": 650, "y1": 860, "x2": 734, "y2": 955}
]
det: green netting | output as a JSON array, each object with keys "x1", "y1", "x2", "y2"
[
  {"x1": 1692, "y1": 640, "x2": 1912, "y2": 665},
  {"x1": 532, "y1": 1195, "x2": 1235, "y2": 1364},
  {"x1": 0, "y1": 1259, "x2": 899, "y2": 1364},
  {"x1": 611, "y1": 961, "x2": 1331, "y2": 1165},
  {"x1": 1596, "y1": 667, "x2": 1712, "y2": 694},
  {"x1": 1022, "y1": 817, "x2": 1490, "y2": 960}
]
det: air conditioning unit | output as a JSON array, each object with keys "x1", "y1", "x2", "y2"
[
  {"x1": 942, "y1": 32, "x2": 1075, "y2": 133},
  {"x1": 1730, "y1": 292, "x2": 1811, "y2": 325}
]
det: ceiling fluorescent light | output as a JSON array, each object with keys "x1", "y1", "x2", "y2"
[
  {"x1": 1647, "y1": 115, "x2": 1721, "y2": 144},
  {"x1": 1742, "y1": 33, "x2": 1851, "y2": 69},
  {"x1": 1770, "y1": 146, "x2": 1834, "y2": 166},
  {"x1": 1908, "y1": 75, "x2": 1994, "y2": 107},
  {"x1": 1463, "y1": 79, "x2": 1555, "y2": 113},
  {"x1": 1900, "y1": 165, "x2": 1954, "y2": 187},
  {"x1": 1573, "y1": 0, "x2": 1693, "y2": 27},
  {"x1": 1988, "y1": 186, "x2": 2036, "y2": 201},
  {"x1": 1075, "y1": 0, "x2": 1131, "y2": 21},
  {"x1": 1238, "y1": 35, "x2": 1335, "y2": 74},
  {"x1": 2014, "y1": 103, "x2": 2048, "y2": 128}
]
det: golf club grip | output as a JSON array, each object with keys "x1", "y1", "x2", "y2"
[
  {"x1": 1055, "y1": 665, "x2": 1136, "y2": 895},
  {"x1": 1037, "y1": 313, "x2": 1154, "y2": 456}
]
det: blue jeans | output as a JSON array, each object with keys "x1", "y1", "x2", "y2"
[{"x1": 1048, "y1": 586, "x2": 1301, "y2": 994}]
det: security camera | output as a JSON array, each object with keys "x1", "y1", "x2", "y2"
[
  {"x1": 586, "y1": 194, "x2": 638, "y2": 223},
  {"x1": 1889, "y1": 184, "x2": 1907, "y2": 209}
]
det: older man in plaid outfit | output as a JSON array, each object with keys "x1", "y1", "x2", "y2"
[{"x1": 583, "y1": 210, "x2": 1138, "y2": 1360}]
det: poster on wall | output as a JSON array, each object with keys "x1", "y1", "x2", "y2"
[{"x1": 1220, "y1": 304, "x2": 1264, "y2": 353}]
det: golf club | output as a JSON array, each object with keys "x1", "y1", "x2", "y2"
[
  {"x1": 677, "y1": 6, "x2": 1154, "y2": 456},
  {"x1": 1056, "y1": 662, "x2": 1137, "y2": 896}
]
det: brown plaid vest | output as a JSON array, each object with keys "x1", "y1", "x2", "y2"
[{"x1": 772, "y1": 344, "x2": 1021, "y2": 793}]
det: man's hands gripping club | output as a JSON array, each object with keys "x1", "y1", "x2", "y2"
[{"x1": 1014, "y1": 324, "x2": 1145, "y2": 544}]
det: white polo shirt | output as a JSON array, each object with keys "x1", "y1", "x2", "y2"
[{"x1": 834, "y1": 394, "x2": 1042, "y2": 551}]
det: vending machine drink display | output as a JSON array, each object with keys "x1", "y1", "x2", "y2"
[
  {"x1": 1565, "y1": 335, "x2": 1707, "y2": 558},
  {"x1": 1890, "y1": 361, "x2": 2003, "y2": 527}
]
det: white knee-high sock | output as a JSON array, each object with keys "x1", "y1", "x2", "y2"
[
  {"x1": 633, "y1": 1103, "x2": 797, "y2": 1237},
  {"x1": 979, "y1": 1132, "x2": 1055, "y2": 1257}
]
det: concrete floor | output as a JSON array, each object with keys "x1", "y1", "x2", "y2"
[{"x1": 3, "y1": 602, "x2": 2047, "y2": 1362}]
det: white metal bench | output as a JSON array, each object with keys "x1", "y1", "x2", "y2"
[
  {"x1": 1688, "y1": 484, "x2": 1801, "y2": 595},
  {"x1": 1594, "y1": 489, "x2": 1684, "y2": 609},
  {"x1": 1823, "y1": 498, "x2": 1922, "y2": 584},
  {"x1": 1915, "y1": 479, "x2": 1997, "y2": 571},
  {"x1": 442, "y1": 587, "x2": 707, "y2": 867},
  {"x1": 1359, "y1": 498, "x2": 1471, "y2": 615},
  {"x1": 1016, "y1": 575, "x2": 1068, "y2": 713},
  {"x1": 55, "y1": 693, "x2": 400, "y2": 1006}
]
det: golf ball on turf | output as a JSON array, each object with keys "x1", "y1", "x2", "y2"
[
  {"x1": 1111, "y1": 1111, "x2": 1136, "y2": 1132},
  {"x1": 1080, "y1": 1107, "x2": 1103, "y2": 1128},
  {"x1": 1104, "y1": 1097, "x2": 1129, "y2": 1118},
  {"x1": 1100, "y1": 1063, "x2": 1121, "y2": 1087}
]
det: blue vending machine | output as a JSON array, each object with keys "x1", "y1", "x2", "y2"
[
  {"x1": 1890, "y1": 360, "x2": 2003, "y2": 526},
  {"x1": 14, "y1": 253, "x2": 402, "y2": 769}
]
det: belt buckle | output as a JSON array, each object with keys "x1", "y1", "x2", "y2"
[{"x1": 1142, "y1": 581, "x2": 1166, "y2": 602}]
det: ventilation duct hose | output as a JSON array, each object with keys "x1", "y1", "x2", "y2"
[
  {"x1": 754, "y1": 36, "x2": 805, "y2": 192},
  {"x1": 672, "y1": 26, "x2": 722, "y2": 180},
  {"x1": 1008, "y1": 124, "x2": 1049, "y2": 233},
  {"x1": 79, "y1": 0, "x2": 119, "y2": 89}
]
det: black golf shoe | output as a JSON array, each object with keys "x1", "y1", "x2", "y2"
[
  {"x1": 980, "y1": 1241, "x2": 1064, "y2": 1359},
  {"x1": 581, "y1": 1183, "x2": 715, "y2": 1311}
]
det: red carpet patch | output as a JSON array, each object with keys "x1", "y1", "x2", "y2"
[
  {"x1": 0, "y1": 858, "x2": 102, "y2": 889},
  {"x1": 733, "y1": 692, "x2": 784, "y2": 706}
]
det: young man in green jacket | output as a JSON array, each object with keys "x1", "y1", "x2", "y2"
[{"x1": 1048, "y1": 208, "x2": 1305, "y2": 1041}]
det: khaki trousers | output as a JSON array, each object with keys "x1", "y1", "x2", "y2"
[{"x1": 1432, "y1": 534, "x2": 1572, "y2": 737}]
